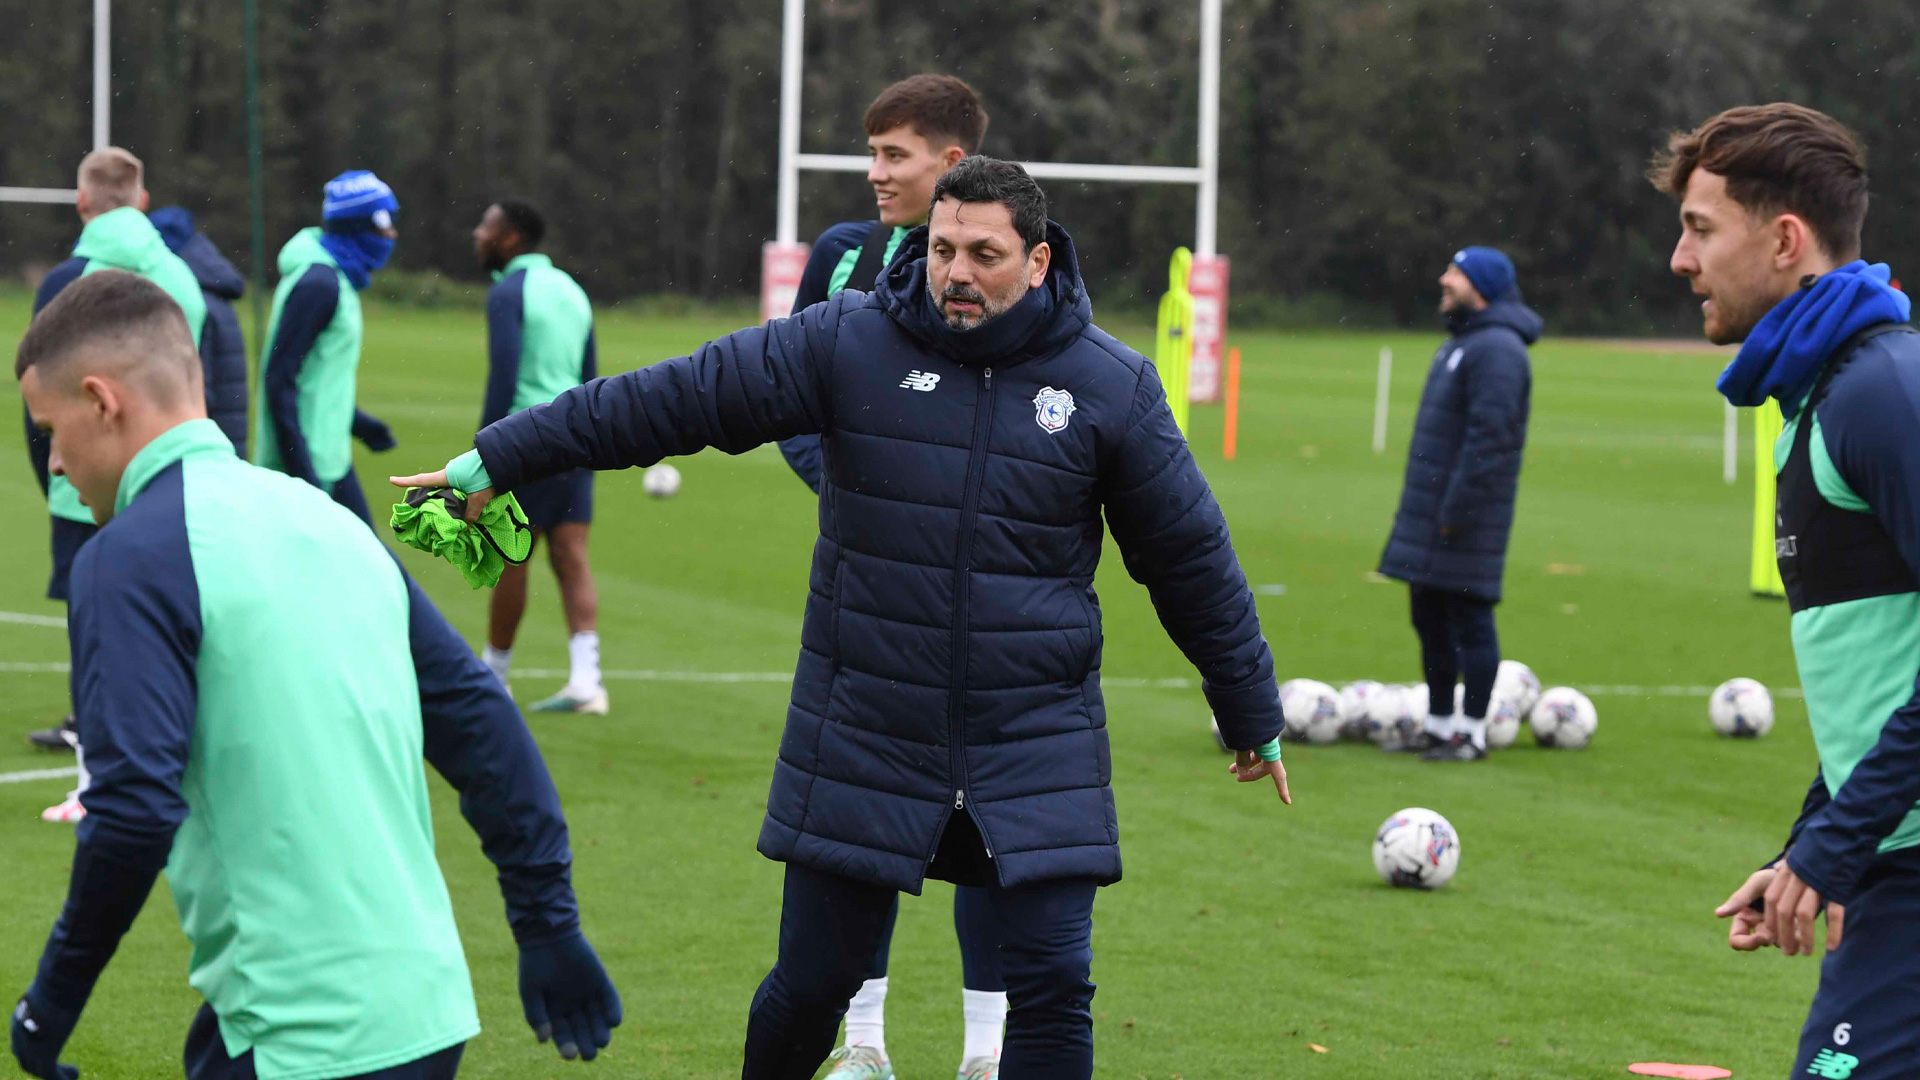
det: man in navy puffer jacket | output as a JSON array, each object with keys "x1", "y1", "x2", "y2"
[
  {"x1": 1377, "y1": 246, "x2": 1540, "y2": 762},
  {"x1": 151, "y1": 206, "x2": 250, "y2": 456},
  {"x1": 393, "y1": 158, "x2": 1290, "y2": 1080}
]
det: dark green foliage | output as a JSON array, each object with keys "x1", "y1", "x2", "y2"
[{"x1": 0, "y1": 0, "x2": 1916, "y2": 330}]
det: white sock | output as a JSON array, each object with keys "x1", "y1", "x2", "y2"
[
  {"x1": 566, "y1": 632, "x2": 601, "y2": 692},
  {"x1": 1462, "y1": 714, "x2": 1489, "y2": 750},
  {"x1": 843, "y1": 976, "x2": 887, "y2": 1055},
  {"x1": 1425, "y1": 712, "x2": 1457, "y2": 738},
  {"x1": 961, "y1": 987, "x2": 1007, "y2": 1064},
  {"x1": 481, "y1": 645, "x2": 512, "y2": 686}
]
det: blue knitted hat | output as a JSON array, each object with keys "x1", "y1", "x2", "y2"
[
  {"x1": 1452, "y1": 246, "x2": 1516, "y2": 304},
  {"x1": 322, "y1": 170, "x2": 399, "y2": 230}
]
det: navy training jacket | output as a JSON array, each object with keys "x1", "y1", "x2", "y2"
[
  {"x1": 472, "y1": 222, "x2": 1284, "y2": 892},
  {"x1": 169, "y1": 230, "x2": 252, "y2": 457},
  {"x1": 1378, "y1": 299, "x2": 1541, "y2": 602}
]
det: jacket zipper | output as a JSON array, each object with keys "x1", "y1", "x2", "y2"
[{"x1": 940, "y1": 366, "x2": 997, "y2": 863}]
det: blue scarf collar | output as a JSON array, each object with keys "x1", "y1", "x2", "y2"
[
  {"x1": 1717, "y1": 260, "x2": 1911, "y2": 415},
  {"x1": 318, "y1": 230, "x2": 393, "y2": 290}
]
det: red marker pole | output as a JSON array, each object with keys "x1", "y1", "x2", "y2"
[{"x1": 1223, "y1": 346, "x2": 1242, "y2": 460}]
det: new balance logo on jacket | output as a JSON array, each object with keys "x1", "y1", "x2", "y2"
[{"x1": 899, "y1": 370, "x2": 941, "y2": 392}]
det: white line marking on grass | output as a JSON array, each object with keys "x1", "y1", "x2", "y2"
[
  {"x1": 518, "y1": 670, "x2": 1802, "y2": 699},
  {"x1": 0, "y1": 611, "x2": 67, "y2": 629},
  {"x1": 0, "y1": 766, "x2": 78, "y2": 785},
  {"x1": 0, "y1": 662, "x2": 69, "y2": 673}
]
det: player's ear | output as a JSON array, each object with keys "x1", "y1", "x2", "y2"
[
  {"x1": 78, "y1": 373, "x2": 123, "y2": 422},
  {"x1": 1027, "y1": 240, "x2": 1051, "y2": 287},
  {"x1": 137, "y1": 188, "x2": 151, "y2": 213},
  {"x1": 943, "y1": 145, "x2": 966, "y2": 170}
]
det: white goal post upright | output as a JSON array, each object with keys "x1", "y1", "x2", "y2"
[
  {"x1": 765, "y1": 0, "x2": 1230, "y2": 402},
  {"x1": 0, "y1": 0, "x2": 108, "y2": 206}
]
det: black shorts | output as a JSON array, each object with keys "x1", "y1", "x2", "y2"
[
  {"x1": 513, "y1": 468, "x2": 594, "y2": 529},
  {"x1": 185, "y1": 1003, "x2": 464, "y2": 1080},
  {"x1": 47, "y1": 516, "x2": 99, "y2": 602},
  {"x1": 1794, "y1": 845, "x2": 1920, "y2": 1078}
]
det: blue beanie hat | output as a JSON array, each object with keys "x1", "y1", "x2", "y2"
[
  {"x1": 322, "y1": 170, "x2": 399, "y2": 229},
  {"x1": 1452, "y1": 246, "x2": 1516, "y2": 304}
]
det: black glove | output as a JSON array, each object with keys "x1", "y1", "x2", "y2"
[
  {"x1": 351, "y1": 411, "x2": 398, "y2": 453},
  {"x1": 11, "y1": 986, "x2": 81, "y2": 1080},
  {"x1": 517, "y1": 932, "x2": 622, "y2": 1061}
]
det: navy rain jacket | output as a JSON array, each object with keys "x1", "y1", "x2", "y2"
[
  {"x1": 1378, "y1": 299, "x2": 1541, "y2": 602},
  {"x1": 471, "y1": 223, "x2": 1283, "y2": 892},
  {"x1": 153, "y1": 211, "x2": 251, "y2": 455}
]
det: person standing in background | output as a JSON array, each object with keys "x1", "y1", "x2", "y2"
[
  {"x1": 150, "y1": 206, "x2": 250, "y2": 457},
  {"x1": 470, "y1": 199, "x2": 607, "y2": 715},
  {"x1": 254, "y1": 170, "x2": 401, "y2": 525},
  {"x1": 1377, "y1": 246, "x2": 1539, "y2": 763},
  {"x1": 20, "y1": 148, "x2": 207, "y2": 823}
]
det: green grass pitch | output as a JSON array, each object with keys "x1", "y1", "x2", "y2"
[{"x1": 0, "y1": 293, "x2": 1821, "y2": 1078}]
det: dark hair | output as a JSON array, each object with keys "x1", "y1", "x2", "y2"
[
  {"x1": 865, "y1": 74, "x2": 989, "y2": 155},
  {"x1": 1650, "y1": 103, "x2": 1868, "y2": 261},
  {"x1": 17, "y1": 270, "x2": 195, "y2": 381},
  {"x1": 496, "y1": 198, "x2": 547, "y2": 249},
  {"x1": 931, "y1": 157, "x2": 1048, "y2": 253}
]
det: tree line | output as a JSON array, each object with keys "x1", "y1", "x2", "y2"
[{"x1": 1, "y1": 0, "x2": 1915, "y2": 331}]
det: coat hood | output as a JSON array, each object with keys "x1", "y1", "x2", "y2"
[
  {"x1": 874, "y1": 220, "x2": 1092, "y2": 367},
  {"x1": 1448, "y1": 297, "x2": 1543, "y2": 345},
  {"x1": 72, "y1": 207, "x2": 177, "y2": 280}
]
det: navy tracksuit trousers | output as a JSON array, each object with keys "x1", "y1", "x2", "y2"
[
  {"x1": 1793, "y1": 847, "x2": 1920, "y2": 1078},
  {"x1": 1409, "y1": 585, "x2": 1500, "y2": 719},
  {"x1": 743, "y1": 818, "x2": 1098, "y2": 1079}
]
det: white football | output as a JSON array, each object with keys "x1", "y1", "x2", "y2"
[
  {"x1": 1494, "y1": 660, "x2": 1543, "y2": 717},
  {"x1": 1485, "y1": 697, "x2": 1525, "y2": 749},
  {"x1": 1709, "y1": 678, "x2": 1774, "y2": 738},
  {"x1": 1529, "y1": 686, "x2": 1597, "y2": 749},
  {"x1": 642, "y1": 463, "x2": 682, "y2": 498},
  {"x1": 1404, "y1": 682, "x2": 1431, "y2": 724},
  {"x1": 1280, "y1": 679, "x2": 1343, "y2": 745},
  {"x1": 1372, "y1": 807, "x2": 1461, "y2": 889},
  {"x1": 1339, "y1": 680, "x2": 1387, "y2": 740},
  {"x1": 1365, "y1": 684, "x2": 1416, "y2": 745}
]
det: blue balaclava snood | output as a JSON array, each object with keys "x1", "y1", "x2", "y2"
[
  {"x1": 1452, "y1": 246, "x2": 1516, "y2": 305},
  {"x1": 319, "y1": 170, "x2": 399, "y2": 290}
]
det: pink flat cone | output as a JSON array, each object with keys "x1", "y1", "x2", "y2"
[{"x1": 1629, "y1": 1065, "x2": 1732, "y2": 1079}]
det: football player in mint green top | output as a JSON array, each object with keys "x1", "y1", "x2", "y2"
[
  {"x1": 470, "y1": 200, "x2": 607, "y2": 715},
  {"x1": 21, "y1": 147, "x2": 212, "y2": 818},
  {"x1": 11, "y1": 271, "x2": 621, "y2": 1080},
  {"x1": 1669, "y1": 104, "x2": 1920, "y2": 1080},
  {"x1": 254, "y1": 171, "x2": 403, "y2": 526}
]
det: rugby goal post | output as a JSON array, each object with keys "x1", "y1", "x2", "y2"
[
  {"x1": 0, "y1": 0, "x2": 109, "y2": 206},
  {"x1": 764, "y1": 0, "x2": 1230, "y2": 404}
]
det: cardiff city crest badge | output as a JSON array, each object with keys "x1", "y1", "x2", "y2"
[{"x1": 1034, "y1": 386, "x2": 1077, "y2": 434}]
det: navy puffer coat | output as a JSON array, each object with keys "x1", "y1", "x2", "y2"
[
  {"x1": 473, "y1": 223, "x2": 1283, "y2": 892},
  {"x1": 162, "y1": 222, "x2": 252, "y2": 457},
  {"x1": 1378, "y1": 299, "x2": 1541, "y2": 602}
]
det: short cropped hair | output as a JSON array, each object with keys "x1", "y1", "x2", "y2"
[
  {"x1": 17, "y1": 270, "x2": 197, "y2": 401},
  {"x1": 77, "y1": 147, "x2": 145, "y2": 213},
  {"x1": 496, "y1": 199, "x2": 546, "y2": 249},
  {"x1": 1650, "y1": 103, "x2": 1868, "y2": 261},
  {"x1": 931, "y1": 157, "x2": 1048, "y2": 253},
  {"x1": 865, "y1": 74, "x2": 989, "y2": 155}
]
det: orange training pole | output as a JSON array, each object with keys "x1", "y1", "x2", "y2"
[{"x1": 1223, "y1": 346, "x2": 1242, "y2": 460}]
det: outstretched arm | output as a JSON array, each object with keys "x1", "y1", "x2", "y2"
[
  {"x1": 402, "y1": 570, "x2": 621, "y2": 1060},
  {"x1": 1102, "y1": 362, "x2": 1288, "y2": 799},
  {"x1": 404, "y1": 293, "x2": 848, "y2": 499}
]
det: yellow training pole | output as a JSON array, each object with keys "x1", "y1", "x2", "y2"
[
  {"x1": 1751, "y1": 404, "x2": 1786, "y2": 597},
  {"x1": 1157, "y1": 248, "x2": 1195, "y2": 434}
]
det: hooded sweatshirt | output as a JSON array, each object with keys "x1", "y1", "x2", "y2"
[{"x1": 25, "y1": 207, "x2": 208, "y2": 524}]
